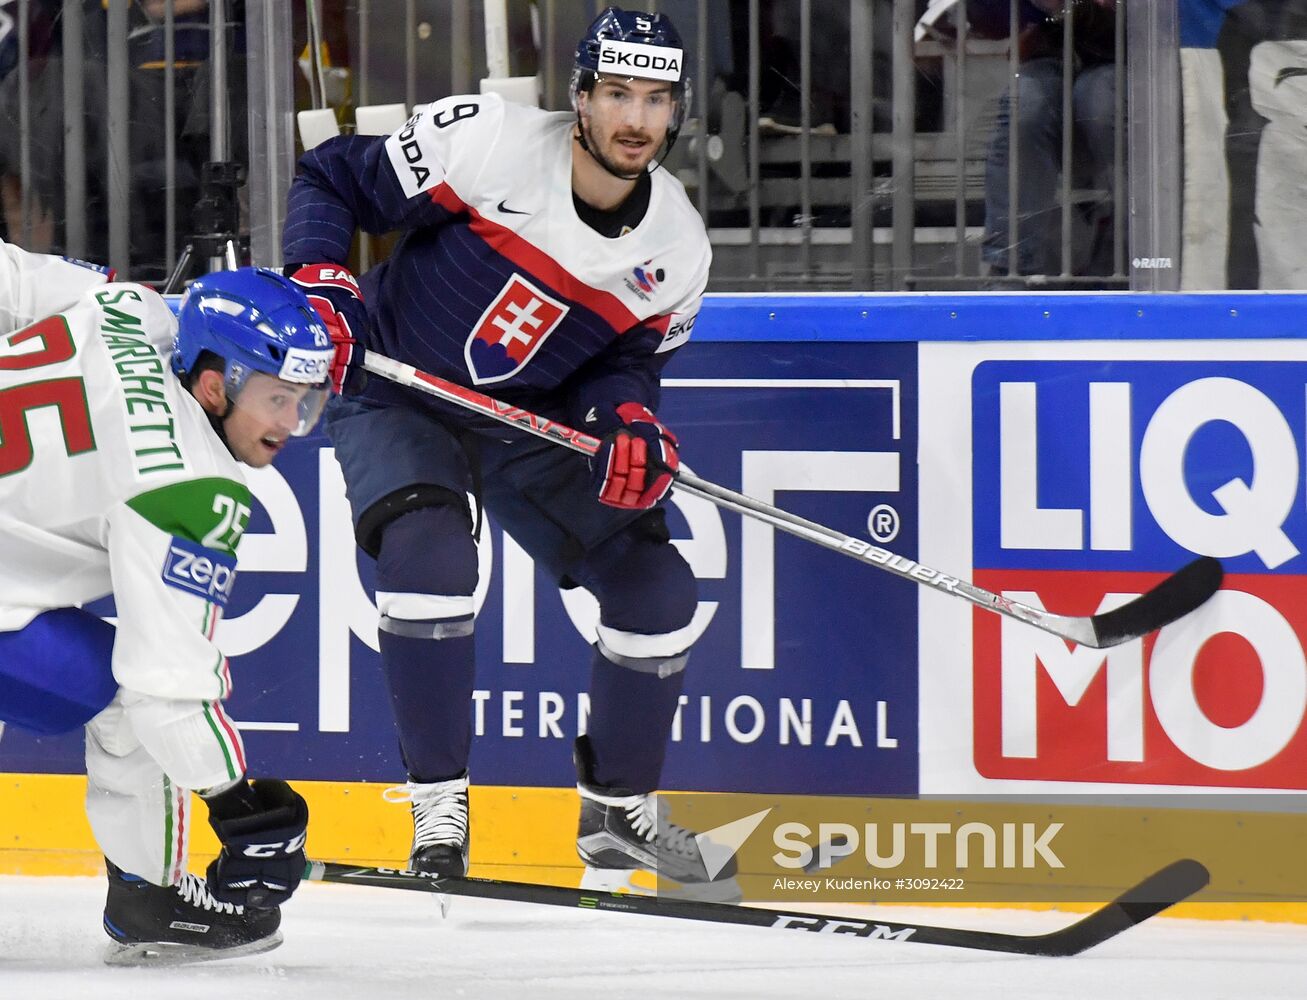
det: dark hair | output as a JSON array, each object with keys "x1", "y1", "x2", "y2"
[{"x1": 180, "y1": 349, "x2": 226, "y2": 391}]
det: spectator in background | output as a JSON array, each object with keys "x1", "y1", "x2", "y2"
[
  {"x1": 972, "y1": 0, "x2": 1121, "y2": 278},
  {"x1": 0, "y1": 0, "x2": 243, "y2": 280},
  {"x1": 0, "y1": 0, "x2": 88, "y2": 251}
]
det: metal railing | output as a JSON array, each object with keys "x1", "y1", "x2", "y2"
[{"x1": 0, "y1": 0, "x2": 1169, "y2": 291}]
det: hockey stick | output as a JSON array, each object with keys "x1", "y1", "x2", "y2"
[
  {"x1": 362, "y1": 352, "x2": 1222, "y2": 648},
  {"x1": 306, "y1": 857, "x2": 1209, "y2": 957}
]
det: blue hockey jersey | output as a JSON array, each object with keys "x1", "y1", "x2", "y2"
[{"x1": 283, "y1": 92, "x2": 710, "y2": 427}]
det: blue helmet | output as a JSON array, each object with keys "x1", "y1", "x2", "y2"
[
  {"x1": 570, "y1": 7, "x2": 692, "y2": 138},
  {"x1": 172, "y1": 267, "x2": 335, "y2": 437}
]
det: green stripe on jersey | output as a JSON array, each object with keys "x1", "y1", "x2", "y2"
[
  {"x1": 125, "y1": 477, "x2": 252, "y2": 555},
  {"x1": 161, "y1": 774, "x2": 175, "y2": 884},
  {"x1": 202, "y1": 702, "x2": 239, "y2": 781}
]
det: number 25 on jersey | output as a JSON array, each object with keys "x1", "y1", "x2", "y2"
[{"x1": 0, "y1": 315, "x2": 95, "y2": 478}]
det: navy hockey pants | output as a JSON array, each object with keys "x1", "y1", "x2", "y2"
[{"x1": 324, "y1": 394, "x2": 698, "y2": 792}]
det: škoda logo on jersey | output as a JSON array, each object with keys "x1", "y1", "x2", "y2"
[
  {"x1": 161, "y1": 535, "x2": 237, "y2": 606},
  {"x1": 464, "y1": 274, "x2": 570, "y2": 385}
]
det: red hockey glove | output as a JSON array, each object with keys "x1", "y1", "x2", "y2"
[
  {"x1": 591, "y1": 403, "x2": 679, "y2": 510},
  {"x1": 285, "y1": 263, "x2": 368, "y2": 395}
]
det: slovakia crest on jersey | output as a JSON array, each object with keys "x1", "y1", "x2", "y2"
[{"x1": 465, "y1": 273, "x2": 570, "y2": 385}]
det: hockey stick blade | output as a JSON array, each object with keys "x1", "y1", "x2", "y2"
[
  {"x1": 1088, "y1": 557, "x2": 1223, "y2": 648},
  {"x1": 305, "y1": 858, "x2": 1207, "y2": 957},
  {"x1": 1007, "y1": 858, "x2": 1210, "y2": 957}
]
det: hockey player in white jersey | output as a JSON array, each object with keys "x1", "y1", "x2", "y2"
[
  {"x1": 282, "y1": 7, "x2": 739, "y2": 899},
  {"x1": 0, "y1": 259, "x2": 334, "y2": 964}
]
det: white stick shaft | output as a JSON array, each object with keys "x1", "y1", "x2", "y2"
[{"x1": 360, "y1": 352, "x2": 1093, "y2": 645}]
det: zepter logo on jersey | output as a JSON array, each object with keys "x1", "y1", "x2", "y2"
[
  {"x1": 597, "y1": 38, "x2": 683, "y2": 82},
  {"x1": 161, "y1": 536, "x2": 238, "y2": 606}
]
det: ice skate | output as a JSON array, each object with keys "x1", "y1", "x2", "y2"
[
  {"x1": 383, "y1": 773, "x2": 470, "y2": 876},
  {"x1": 101, "y1": 860, "x2": 283, "y2": 967},
  {"x1": 574, "y1": 737, "x2": 743, "y2": 904}
]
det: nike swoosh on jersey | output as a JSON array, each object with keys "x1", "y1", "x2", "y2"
[
  {"x1": 1276, "y1": 66, "x2": 1307, "y2": 86},
  {"x1": 497, "y1": 199, "x2": 531, "y2": 215}
]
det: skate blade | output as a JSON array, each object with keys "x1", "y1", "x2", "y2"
[
  {"x1": 103, "y1": 930, "x2": 284, "y2": 967},
  {"x1": 580, "y1": 866, "x2": 655, "y2": 896},
  {"x1": 580, "y1": 867, "x2": 744, "y2": 904},
  {"x1": 658, "y1": 876, "x2": 744, "y2": 904}
]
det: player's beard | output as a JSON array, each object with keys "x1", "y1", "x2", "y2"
[{"x1": 581, "y1": 117, "x2": 659, "y2": 180}]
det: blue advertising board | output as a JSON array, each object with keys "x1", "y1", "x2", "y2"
[
  {"x1": 1, "y1": 338, "x2": 920, "y2": 797},
  {"x1": 15, "y1": 292, "x2": 1307, "y2": 797}
]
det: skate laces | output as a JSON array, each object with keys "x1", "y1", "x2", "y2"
[
  {"x1": 383, "y1": 776, "x2": 469, "y2": 848},
  {"x1": 176, "y1": 872, "x2": 240, "y2": 915},
  {"x1": 584, "y1": 788, "x2": 698, "y2": 859}
]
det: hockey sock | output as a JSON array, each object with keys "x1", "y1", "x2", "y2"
[
  {"x1": 583, "y1": 646, "x2": 686, "y2": 793},
  {"x1": 375, "y1": 505, "x2": 479, "y2": 782},
  {"x1": 378, "y1": 630, "x2": 476, "y2": 782}
]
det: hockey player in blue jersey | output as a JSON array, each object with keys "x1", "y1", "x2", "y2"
[{"x1": 282, "y1": 7, "x2": 737, "y2": 897}]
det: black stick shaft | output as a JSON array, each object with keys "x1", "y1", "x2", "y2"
[{"x1": 306, "y1": 858, "x2": 1208, "y2": 957}]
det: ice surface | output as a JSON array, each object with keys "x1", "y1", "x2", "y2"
[{"x1": 1, "y1": 875, "x2": 1305, "y2": 999}]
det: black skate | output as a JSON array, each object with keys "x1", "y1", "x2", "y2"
[
  {"x1": 102, "y1": 860, "x2": 282, "y2": 966},
  {"x1": 383, "y1": 773, "x2": 470, "y2": 876},
  {"x1": 573, "y1": 736, "x2": 742, "y2": 904}
]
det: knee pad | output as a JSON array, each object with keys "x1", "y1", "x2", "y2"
[
  {"x1": 581, "y1": 531, "x2": 699, "y2": 678},
  {"x1": 0, "y1": 608, "x2": 117, "y2": 734},
  {"x1": 375, "y1": 502, "x2": 480, "y2": 640}
]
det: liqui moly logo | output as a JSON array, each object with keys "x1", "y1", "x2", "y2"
[{"x1": 970, "y1": 360, "x2": 1307, "y2": 788}]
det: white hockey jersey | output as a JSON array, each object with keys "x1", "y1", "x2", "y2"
[
  {"x1": 285, "y1": 92, "x2": 710, "y2": 421},
  {"x1": 0, "y1": 276, "x2": 248, "y2": 786},
  {"x1": 0, "y1": 239, "x2": 113, "y2": 331}
]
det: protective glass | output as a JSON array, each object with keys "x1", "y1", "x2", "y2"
[{"x1": 225, "y1": 365, "x2": 331, "y2": 438}]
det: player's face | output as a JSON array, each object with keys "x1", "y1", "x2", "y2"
[
  {"x1": 581, "y1": 76, "x2": 675, "y2": 176},
  {"x1": 222, "y1": 372, "x2": 315, "y2": 468}
]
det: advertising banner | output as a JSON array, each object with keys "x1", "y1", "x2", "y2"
[
  {"x1": 1, "y1": 341, "x2": 920, "y2": 796},
  {"x1": 919, "y1": 339, "x2": 1307, "y2": 793}
]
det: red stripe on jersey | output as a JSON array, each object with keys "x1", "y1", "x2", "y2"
[
  {"x1": 428, "y1": 183, "x2": 659, "y2": 336},
  {"x1": 173, "y1": 788, "x2": 187, "y2": 884},
  {"x1": 211, "y1": 701, "x2": 248, "y2": 775},
  {"x1": 645, "y1": 313, "x2": 672, "y2": 335}
]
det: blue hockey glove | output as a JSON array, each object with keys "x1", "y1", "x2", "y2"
[
  {"x1": 204, "y1": 779, "x2": 309, "y2": 909},
  {"x1": 591, "y1": 402, "x2": 679, "y2": 510},
  {"x1": 285, "y1": 263, "x2": 368, "y2": 395}
]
